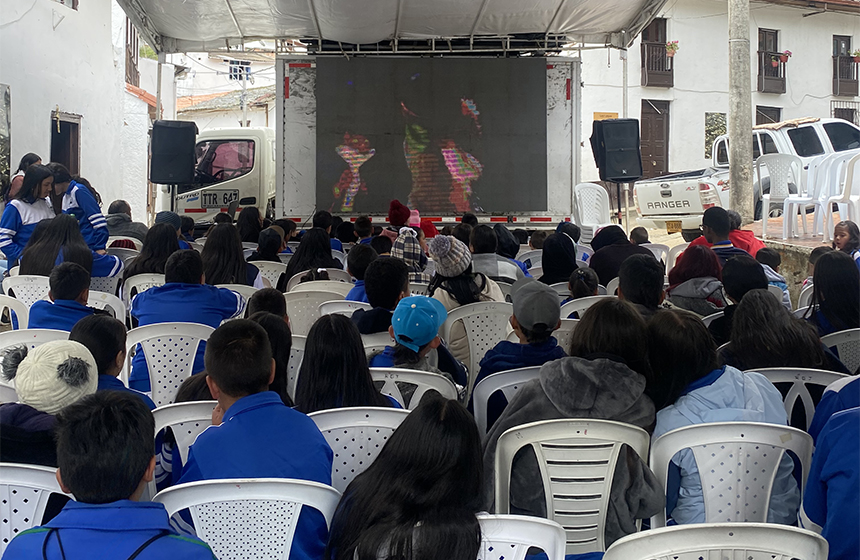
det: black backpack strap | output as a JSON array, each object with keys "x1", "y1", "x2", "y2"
[
  {"x1": 41, "y1": 528, "x2": 66, "y2": 560},
  {"x1": 126, "y1": 530, "x2": 170, "y2": 560}
]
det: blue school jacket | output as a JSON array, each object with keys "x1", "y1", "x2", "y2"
[
  {"x1": 28, "y1": 299, "x2": 99, "y2": 332},
  {"x1": 128, "y1": 283, "x2": 244, "y2": 392},
  {"x1": 97, "y1": 374, "x2": 156, "y2": 410},
  {"x1": 3, "y1": 499, "x2": 215, "y2": 559},
  {"x1": 0, "y1": 198, "x2": 55, "y2": 263},
  {"x1": 54, "y1": 249, "x2": 124, "y2": 278},
  {"x1": 178, "y1": 391, "x2": 333, "y2": 560},
  {"x1": 345, "y1": 280, "x2": 369, "y2": 303},
  {"x1": 801, "y1": 407, "x2": 860, "y2": 560},
  {"x1": 808, "y1": 376, "x2": 859, "y2": 443},
  {"x1": 63, "y1": 180, "x2": 109, "y2": 251}
]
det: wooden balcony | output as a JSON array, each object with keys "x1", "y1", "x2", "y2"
[
  {"x1": 640, "y1": 42, "x2": 673, "y2": 88},
  {"x1": 834, "y1": 55, "x2": 859, "y2": 97},
  {"x1": 757, "y1": 51, "x2": 786, "y2": 94}
]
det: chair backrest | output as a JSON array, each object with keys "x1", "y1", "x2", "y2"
[
  {"x1": 331, "y1": 250, "x2": 347, "y2": 267},
  {"x1": 123, "y1": 273, "x2": 166, "y2": 318},
  {"x1": 123, "y1": 322, "x2": 215, "y2": 407},
  {"x1": 767, "y1": 283, "x2": 785, "y2": 302},
  {"x1": 472, "y1": 366, "x2": 542, "y2": 434},
  {"x1": 285, "y1": 269, "x2": 353, "y2": 291},
  {"x1": 752, "y1": 367, "x2": 849, "y2": 430},
  {"x1": 605, "y1": 277, "x2": 619, "y2": 296},
  {"x1": 552, "y1": 318, "x2": 578, "y2": 351},
  {"x1": 187, "y1": 241, "x2": 204, "y2": 252},
  {"x1": 440, "y1": 302, "x2": 514, "y2": 399},
  {"x1": 496, "y1": 281, "x2": 513, "y2": 303},
  {"x1": 477, "y1": 514, "x2": 567, "y2": 560},
  {"x1": 640, "y1": 243, "x2": 669, "y2": 263},
  {"x1": 548, "y1": 282, "x2": 569, "y2": 301},
  {"x1": 797, "y1": 284, "x2": 814, "y2": 309},
  {"x1": 0, "y1": 329, "x2": 69, "y2": 362},
  {"x1": 284, "y1": 291, "x2": 346, "y2": 336},
  {"x1": 278, "y1": 253, "x2": 293, "y2": 265},
  {"x1": 89, "y1": 275, "x2": 122, "y2": 296},
  {"x1": 804, "y1": 154, "x2": 828, "y2": 199},
  {"x1": 241, "y1": 242, "x2": 258, "y2": 250},
  {"x1": 516, "y1": 249, "x2": 542, "y2": 267},
  {"x1": 286, "y1": 335, "x2": 306, "y2": 398},
  {"x1": 309, "y1": 407, "x2": 410, "y2": 493},
  {"x1": 793, "y1": 305, "x2": 812, "y2": 318},
  {"x1": 821, "y1": 328, "x2": 860, "y2": 373},
  {"x1": 495, "y1": 418, "x2": 650, "y2": 555},
  {"x1": 527, "y1": 266, "x2": 543, "y2": 278},
  {"x1": 0, "y1": 294, "x2": 28, "y2": 330},
  {"x1": 215, "y1": 284, "x2": 259, "y2": 309},
  {"x1": 0, "y1": 463, "x2": 71, "y2": 555},
  {"x1": 289, "y1": 279, "x2": 353, "y2": 297},
  {"x1": 700, "y1": 310, "x2": 724, "y2": 327},
  {"x1": 835, "y1": 152, "x2": 860, "y2": 202},
  {"x1": 361, "y1": 331, "x2": 394, "y2": 360},
  {"x1": 757, "y1": 154, "x2": 802, "y2": 199},
  {"x1": 603, "y1": 523, "x2": 828, "y2": 560},
  {"x1": 410, "y1": 282, "x2": 431, "y2": 296},
  {"x1": 7, "y1": 266, "x2": 19, "y2": 277},
  {"x1": 318, "y1": 300, "x2": 371, "y2": 316},
  {"x1": 2, "y1": 275, "x2": 50, "y2": 308},
  {"x1": 0, "y1": 381, "x2": 17, "y2": 403},
  {"x1": 666, "y1": 242, "x2": 689, "y2": 272},
  {"x1": 87, "y1": 290, "x2": 127, "y2": 321},
  {"x1": 649, "y1": 421, "x2": 813, "y2": 527},
  {"x1": 252, "y1": 261, "x2": 289, "y2": 286},
  {"x1": 574, "y1": 183, "x2": 611, "y2": 227},
  {"x1": 153, "y1": 478, "x2": 341, "y2": 560},
  {"x1": 369, "y1": 368, "x2": 459, "y2": 408},
  {"x1": 152, "y1": 401, "x2": 218, "y2": 464},
  {"x1": 559, "y1": 295, "x2": 614, "y2": 319},
  {"x1": 107, "y1": 236, "x2": 143, "y2": 250}
]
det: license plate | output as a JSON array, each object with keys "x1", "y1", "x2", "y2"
[
  {"x1": 666, "y1": 221, "x2": 682, "y2": 233},
  {"x1": 200, "y1": 190, "x2": 239, "y2": 208}
]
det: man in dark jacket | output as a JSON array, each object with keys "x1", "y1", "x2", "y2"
[
  {"x1": 588, "y1": 225, "x2": 653, "y2": 285},
  {"x1": 105, "y1": 199, "x2": 148, "y2": 242}
]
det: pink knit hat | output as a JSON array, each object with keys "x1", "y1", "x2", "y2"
[{"x1": 409, "y1": 209, "x2": 421, "y2": 227}]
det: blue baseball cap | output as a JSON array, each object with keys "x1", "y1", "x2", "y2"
[{"x1": 391, "y1": 296, "x2": 448, "y2": 352}]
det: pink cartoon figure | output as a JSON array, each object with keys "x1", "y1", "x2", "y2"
[{"x1": 332, "y1": 133, "x2": 375, "y2": 212}]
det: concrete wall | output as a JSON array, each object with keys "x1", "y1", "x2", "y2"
[
  {"x1": 579, "y1": 0, "x2": 860, "y2": 182},
  {"x1": 178, "y1": 104, "x2": 274, "y2": 130}
]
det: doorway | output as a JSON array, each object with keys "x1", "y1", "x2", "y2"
[
  {"x1": 50, "y1": 111, "x2": 81, "y2": 175},
  {"x1": 640, "y1": 100, "x2": 670, "y2": 179}
]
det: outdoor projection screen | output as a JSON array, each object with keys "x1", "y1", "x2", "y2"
[{"x1": 316, "y1": 58, "x2": 547, "y2": 214}]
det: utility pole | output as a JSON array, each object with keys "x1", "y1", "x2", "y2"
[
  {"x1": 728, "y1": 0, "x2": 754, "y2": 224},
  {"x1": 240, "y1": 70, "x2": 248, "y2": 127}
]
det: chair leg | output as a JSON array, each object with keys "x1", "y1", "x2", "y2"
[
  {"x1": 782, "y1": 202, "x2": 792, "y2": 240},
  {"x1": 762, "y1": 197, "x2": 769, "y2": 239}
]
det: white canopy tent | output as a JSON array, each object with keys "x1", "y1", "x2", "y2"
[{"x1": 117, "y1": 0, "x2": 669, "y2": 54}]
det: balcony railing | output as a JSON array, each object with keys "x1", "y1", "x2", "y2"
[
  {"x1": 640, "y1": 42, "x2": 673, "y2": 88},
  {"x1": 834, "y1": 55, "x2": 859, "y2": 97},
  {"x1": 757, "y1": 51, "x2": 786, "y2": 94}
]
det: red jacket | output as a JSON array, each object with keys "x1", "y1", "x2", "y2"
[{"x1": 688, "y1": 229, "x2": 765, "y2": 257}]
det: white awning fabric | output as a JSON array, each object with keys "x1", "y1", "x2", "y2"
[{"x1": 118, "y1": 0, "x2": 669, "y2": 53}]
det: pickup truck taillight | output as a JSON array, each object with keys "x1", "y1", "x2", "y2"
[
  {"x1": 699, "y1": 182, "x2": 719, "y2": 209},
  {"x1": 717, "y1": 179, "x2": 730, "y2": 191},
  {"x1": 633, "y1": 186, "x2": 641, "y2": 215}
]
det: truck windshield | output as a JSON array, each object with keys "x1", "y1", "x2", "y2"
[
  {"x1": 178, "y1": 140, "x2": 256, "y2": 194},
  {"x1": 786, "y1": 127, "x2": 824, "y2": 157},
  {"x1": 823, "y1": 121, "x2": 860, "y2": 151}
]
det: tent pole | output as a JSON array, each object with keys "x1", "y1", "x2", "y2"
[{"x1": 155, "y1": 52, "x2": 164, "y2": 120}]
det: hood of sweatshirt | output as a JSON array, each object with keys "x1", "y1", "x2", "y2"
[
  {"x1": 669, "y1": 277, "x2": 724, "y2": 299},
  {"x1": 105, "y1": 213, "x2": 132, "y2": 227}
]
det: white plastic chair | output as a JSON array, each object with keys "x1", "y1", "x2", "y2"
[
  {"x1": 284, "y1": 290, "x2": 346, "y2": 337},
  {"x1": 215, "y1": 284, "x2": 258, "y2": 309},
  {"x1": 278, "y1": 253, "x2": 293, "y2": 265},
  {"x1": 504, "y1": 320, "x2": 578, "y2": 352},
  {"x1": 782, "y1": 154, "x2": 829, "y2": 239},
  {"x1": 0, "y1": 329, "x2": 69, "y2": 358},
  {"x1": 107, "y1": 236, "x2": 143, "y2": 250},
  {"x1": 241, "y1": 242, "x2": 258, "y2": 250},
  {"x1": 641, "y1": 243, "x2": 669, "y2": 263},
  {"x1": 649, "y1": 421, "x2": 813, "y2": 527},
  {"x1": 603, "y1": 523, "x2": 828, "y2": 560},
  {"x1": 605, "y1": 277, "x2": 620, "y2": 296},
  {"x1": 285, "y1": 269, "x2": 353, "y2": 291},
  {"x1": 548, "y1": 282, "x2": 569, "y2": 302},
  {"x1": 309, "y1": 406, "x2": 410, "y2": 492},
  {"x1": 559, "y1": 295, "x2": 614, "y2": 319},
  {"x1": 0, "y1": 294, "x2": 28, "y2": 330},
  {"x1": 153, "y1": 478, "x2": 341, "y2": 560},
  {"x1": 495, "y1": 418, "x2": 650, "y2": 555},
  {"x1": 187, "y1": 242, "x2": 204, "y2": 252},
  {"x1": 701, "y1": 310, "x2": 724, "y2": 327},
  {"x1": 757, "y1": 154, "x2": 803, "y2": 238},
  {"x1": 823, "y1": 152, "x2": 860, "y2": 241},
  {"x1": 289, "y1": 279, "x2": 353, "y2": 297},
  {"x1": 496, "y1": 281, "x2": 513, "y2": 302},
  {"x1": 440, "y1": 302, "x2": 513, "y2": 400},
  {"x1": 147, "y1": 401, "x2": 217, "y2": 497},
  {"x1": 361, "y1": 331, "x2": 395, "y2": 359},
  {"x1": 751, "y1": 367, "x2": 849, "y2": 430},
  {"x1": 123, "y1": 273, "x2": 166, "y2": 323},
  {"x1": 797, "y1": 284, "x2": 814, "y2": 310},
  {"x1": 516, "y1": 249, "x2": 542, "y2": 268},
  {"x1": 477, "y1": 514, "x2": 567, "y2": 560},
  {"x1": 370, "y1": 367, "x2": 459, "y2": 409},
  {"x1": 410, "y1": 282, "x2": 431, "y2": 296},
  {"x1": 123, "y1": 322, "x2": 215, "y2": 407},
  {"x1": 0, "y1": 463, "x2": 71, "y2": 555},
  {"x1": 87, "y1": 290, "x2": 127, "y2": 321},
  {"x1": 527, "y1": 266, "x2": 543, "y2": 278},
  {"x1": 286, "y1": 335, "x2": 305, "y2": 398},
  {"x1": 252, "y1": 261, "x2": 288, "y2": 286},
  {"x1": 821, "y1": 328, "x2": 860, "y2": 373},
  {"x1": 574, "y1": 183, "x2": 612, "y2": 243},
  {"x1": 107, "y1": 247, "x2": 140, "y2": 262},
  {"x1": 331, "y1": 249, "x2": 347, "y2": 267},
  {"x1": 472, "y1": 366, "x2": 542, "y2": 434},
  {"x1": 89, "y1": 275, "x2": 122, "y2": 296},
  {"x1": 0, "y1": 381, "x2": 16, "y2": 403},
  {"x1": 767, "y1": 283, "x2": 786, "y2": 303},
  {"x1": 319, "y1": 300, "x2": 371, "y2": 316},
  {"x1": 7, "y1": 266, "x2": 18, "y2": 277},
  {"x1": 2, "y1": 275, "x2": 50, "y2": 308},
  {"x1": 793, "y1": 305, "x2": 812, "y2": 319},
  {"x1": 666, "y1": 242, "x2": 689, "y2": 272}
]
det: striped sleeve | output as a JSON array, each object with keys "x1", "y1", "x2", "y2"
[
  {"x1": 76, "y1": 186, "x2": 109, "y2": 249},
  {"x1": 0, "y1": 204, "x2": 24, "y2": 262}
]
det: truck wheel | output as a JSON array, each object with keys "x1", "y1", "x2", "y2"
[{"x1": 681, "y1": 229, "x2": 702, "y2": 243}]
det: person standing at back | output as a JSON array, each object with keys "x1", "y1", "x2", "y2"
[
  {"x1": 47, "y1": 163, "x2": 108, "y2": 252},
  {"x1": 0, "y1": 164, "x2": 56, "y2": 265}
]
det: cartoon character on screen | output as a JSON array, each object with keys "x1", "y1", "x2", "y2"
[{"x1": 331, "y1": 132, "x2": 375, "y2": 212}]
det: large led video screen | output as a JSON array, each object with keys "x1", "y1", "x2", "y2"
[{"x1": 316, "y1": 58, "x2": 547, "y2": 214}]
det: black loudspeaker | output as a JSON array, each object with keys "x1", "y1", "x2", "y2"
[
  {"x1": 590, "y1": 119, "x2": 643, "y2": 182},
  {"x1": 150, "y1": 120, "x2": 198, "y2": 184}
]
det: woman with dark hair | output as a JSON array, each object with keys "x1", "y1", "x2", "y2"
[
  {"x1": 537, "y1": 233, "x2": 578, "y2": 285},
  {"x1": 47, "y1": 163, "x2": 108, "y2": 251},
  {"x1": 4, "y1": 152, "x2": 41, "y2": 202},
  {"x1": 325, "y1": 393, "x2": 482, "y2": 560},
  {"x1": 562, "y1": 267, "x2": 599, "y2": 317},
  {"x1": 235, "y1": 206, "x2": 263, "y2": 243},
  {"x1": 20, "y1": 215, "x2": 122, "y2": 278},
  {"x1": 647, "y1": 308, "x2": 799, "y2": 525},
  {"x1": 804, "y1": 250, "x2": 860, "y2": 337},
  {"x1": 665, "y1": 245, "x2": 727, "y2": 316},
  {"x1": 0, "y1": 164, "x2": 55, "y2": 264},
  {"x1": 726, "y1": 289, "x2": 849, "y2": 373},
  {"x1": 249, "y1": 311, "x2": 294, "y2": 406},
  {"x1": 201, "y1": 223, "x2": 265, "y2": 288},
  {"x1": 588, "y1": 225, "x2": 653, "y2": 285},
  {"x1": 282, "y1": 228, "x2": 342, "y2": 289},
  {"x1": 123, "y1": 223, "x2": 180, "y2": 281},
  {"x1": 482, "y1": 298, "x2": 661, "y2": 546},
  {"x1": 294, "y1": 314, "x2": 396, "y2": 413}
]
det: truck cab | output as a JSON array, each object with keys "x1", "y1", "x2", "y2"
[{"x1": 170, "y1": 127, "x2": 276, "y2": 223}]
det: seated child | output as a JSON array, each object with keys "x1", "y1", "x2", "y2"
[
  {"x1": 369, "y1": 234, "x2": 392, "y2": 257},
  {"x1": 707, "y1": 255, "x2": 768, "y2": 346},
  {"x1": 345, "y1": 244, "x2": 378, "y2": 303},
  {"x1": 629, "y1": 226, "x2": 649, "y2": 245},
  {"x1": 562, "y1": 267, "x2": 600, "y2": 312},
  {"x1": 28, "y1": 262, "x2": 106, "y2": 331},
  {"x1": 802, "y1": 246, "x2": 832, "y2": 289},
  {"x1": 178, "y1": 320, "x2": 333, "y2": 560},
  {"x1": 246, "y1": 287, "x2": 287, "y2": 320},
  {"x1": 529, "y1": 230, "x2": 547, "y2": 251},
  {"x1": 617, "y1": 254, "x2": 671, "y2": 320},
  {"x1": 351, "y1": 257, "x2": 410, "y2": 335},
  {"x1": 832, "y1": 220, "x2": 860, "y2": 270},
  {"x1": 129, "y1": 250, "x2": 245, "y2": 392},
  {"x1": 755, "y1": 247, "x2": 790, "y2": 309},
  {"x1": 69, "y1": 314, "x2": 155, "y2": 410},
  {"x1": 3, "y1": 391, "x2": 216, "y2": 559},
  {"x1": 355, "y1": 215, "x2": 373, "y2": 245}
]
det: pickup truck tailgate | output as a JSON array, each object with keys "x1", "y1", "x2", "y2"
[{"x1": 635, "y1": 169, "x2": 714, "y2": 215}]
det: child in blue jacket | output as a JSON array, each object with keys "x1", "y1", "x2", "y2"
[
  {"x1": 29, "y1": 262, "x2": 106, "y2": 332},
  {"x1": 0, "y1": 164, "x2": 55, "y2": 264},
  {"x1": 48, "y1": 163, "x2": 109, "y2": 251}
]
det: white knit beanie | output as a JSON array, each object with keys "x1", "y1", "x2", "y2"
[{"x1": 2, "y1": 340, "x2": 98, "y2": 415}]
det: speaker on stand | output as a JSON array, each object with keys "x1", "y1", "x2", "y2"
[
  {"x1": 590, "y1": 119, "x2": 643, "y2": 232},
  {"x1": 150, "y1": 120, "x2": 199, "y2": 212}
]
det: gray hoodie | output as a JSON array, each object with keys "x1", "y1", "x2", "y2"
[
  {"x1": 667, "y1": 277, "x2": 727, "y2": 317},
  {"x1": 482, "y1": 356, "x2": 663, "y2": 546},
  {"x1": 105, "y1": 213, "x2": 149, "y2": 242}
]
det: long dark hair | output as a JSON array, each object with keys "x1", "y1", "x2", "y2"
[
  {"x1": 16, "y1": 153, "x2": 41, "y2": 174},
  {"x1": 539, "y1": 233, "x2": 577, "y2": 285},
  {"x1": 732, "y1": 289, "x2": 827, "y2": 370},
  {"x1": 20, "y1": 215, "x2": 93, "y2": 276},
  {"x1": 123, "y1": 223, "x2": 180, "y2": 280},
  {"x1": 201, "y1": 223, "x2": 247, "y2": 285},
  {"x1": 833, "y1": 220, "x2": 860, "y2": 254},
  {"x1": 646, "y1": 309, "x2": 718, "y2": 410},
  {"x1": 325, "y1": 392, "x2": 482, "y2": 560},
  {"x1": 249, "y1": 311, "x2": 294, "y2": 407},
  {"x1": 284, "y1": 228, "x2": 338, "y2": 283},
  {"x1": 571, "y1": 298, "x2": 651, "y2": 380},
  {"x1": 16, "y1": 164, "x2": 54, "y2": 203},
  {"x1": 805, "y1": 250, "x2": 860, "y2": 332},
  {"x1": 236, "y1": 206, "x2": 262, "y2": 243},
  {"x1": 46, "y1": 162, "x2": 102, "y2": 206},
  {"x1": 568, "y1": 267, "x2": 599, "y2": 299},
  {"x1": 294, "y1": 314, "x2": 390, "y2": 413}
]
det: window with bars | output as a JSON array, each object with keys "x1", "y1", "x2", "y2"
[
  {"x1": 229, "y1": 61, "x2": 251, "y2": 81},
  {"x1": 125, "y1": 18, "x2": 140, "y2": 87}
]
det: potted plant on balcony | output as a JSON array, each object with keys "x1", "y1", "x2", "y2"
[
  {"x1": 778, "y1": 50, "x2": 792, "y2": 63},
  {"x1": 770, "y1": 55, "x2": 780, "y2": 68},
  {"x1": 666, "y1": 41, "x2": 679, "y2": 58},
  {"x1": 853, "y1": 49, "x2": 860, "y2": 63}
]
